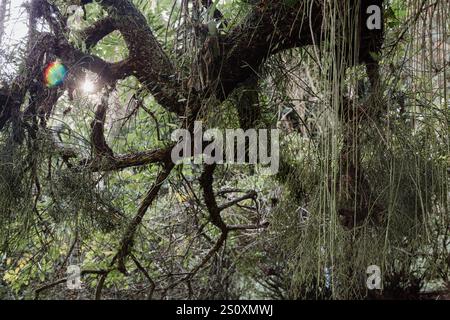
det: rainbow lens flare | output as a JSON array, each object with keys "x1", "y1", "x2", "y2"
[{"x1": 43, "y1": 60, "x2": 68, "y2": 88}]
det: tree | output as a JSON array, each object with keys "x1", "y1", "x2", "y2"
[{"x1": 0, "y1": 0, "x2": 448, "y2": 300}]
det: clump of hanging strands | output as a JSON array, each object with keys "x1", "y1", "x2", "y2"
[
  {"x1": 0, "y1": 126, "x2": 123, "y2": 259},
  {"x1": 259, "y1": 0, "x2": 449, "y2": 299}
]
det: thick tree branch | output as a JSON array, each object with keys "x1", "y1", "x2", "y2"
[
  {"x1": 90, "y1": 91, "x2": 114, "y2": 158},
  {"x1": 55, "y1": 38, "x2": 132, "y2": 85},
  {"x1": 96, "y1": 0, "x2": 187, "y2": 115},
  {"x1": 199, "y1": 164, "x2": 228, "y2": 233},
  {"x1": 219, "y1": 190, "x2": 257, "y2": 212},
  {"x1": 87, "y1": 146, "x2": 174, "y2": 172},
  {"x1": 212, "y1": 0, "x2": 322, "y2": 99},
  {"x1": 116, "y1": 161, "x2": 175, "y2": 273},
  {"x1": 168, "y1": 167, "x2": 263, "y2": 289},
  {"x1": 81, "y1": 17, "x2": 117, "y2": 49}
]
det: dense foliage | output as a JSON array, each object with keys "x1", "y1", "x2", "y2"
[{"x1": 0, "y1": 0, "x2": 448, "y2": 299}]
